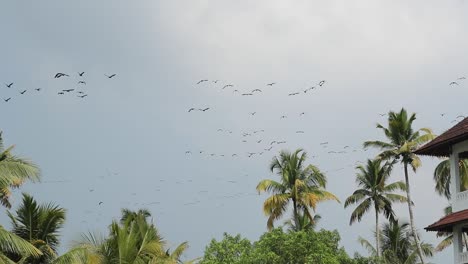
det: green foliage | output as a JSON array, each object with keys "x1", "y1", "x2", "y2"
[{"x1": 200, "y1": 229, "x2": 369, "y2": 264}]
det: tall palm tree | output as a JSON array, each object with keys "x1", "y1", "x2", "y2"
[
  {"x1": 359, "y1": 220, "x2": 433, "y2": 264},
  {"x1": 0, "y1": 132, "x2": 40, "y2": 208},
  {"x1": 154, "y1": 241, "x2": 200, "y2": 264},
  {"x1": 345, "y1": 159, "x2": 407, "y2": 257},
  {"x1": 256, "y1": 149, "x2": 339, "y2": 230},
  {"x1": 364, "y1": 108, "x2": 435, "y2": 264},
  {"x1": 7, "y1": 193, "x2": 66, "y2": 264}
]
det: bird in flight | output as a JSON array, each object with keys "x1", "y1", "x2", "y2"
[
  {"x1": 280, "y1": 115, "x2": 287, "y2": 119},
  {"x1": 288, "y1": 92, "x2": 300, "y2": 96},
  {"x1": 318, "y1": 80, "x2": 325, "y2": 86},
  {"x1": 440, "y1": 113, "x2": 446, "y2": 117},
  {"x1": 270, "y1": 141, "x2": 277, "y2": 145},
  {"x1": 250, "y1": 112, "x2": 256, "y2": 116},
  {"x1": 232, "y1": 154, "x2": 238, "y2": 157},
  {"x1": 35, "y1": 88, "x2": 41, "y2": 91},
  {"x1": 4, "y1": 83, "x2": 13, "y2": 88},
  {"x1": 78, "y1": 81, "x2": 86, "y2": 85},
  {"x1": 199, "y1": 107, "x2": 210, "y2": 112},
  {"x1": 267, "y1": 83, "x2": 276, "y2": 86},
  {"x1": 63, "y1": 89, "x2": 75, "y2": 92},
  {"x1": 4, "y1": 98, "x2": 11, "y2": 102},
  {"x1": 78, "y1": 94, "x2": 88, "y2": 98},
  {"x1": 277, "y1": 141, "x2": 286, "y2": 144},
  {"x1": 58, "y1": 92, "x2": 64, "y2": 95},
  {"x1": 98, "y1": 202, "x2": 103, "y2": 205},
  {"x1": 242, "y1": 93, "x2": 253, "y2": 96},
  {"x1": 320, "y1": 142, "x2": 328, "y2": 145},
  {"x1": 458, "y1": 77, "x2": 466, "y2": 80},
  {"x1": 54, "y1": 73, "x2": 69, "y2": 78},
  {"x1": 252, "y1": 89, "x2": 262, "y2": 93},
  {"x1": 304, "y1": 87, "x2": 315, "y2": 93},
  {"x1": 19, "y1": 90, "x2": 27, "y2": 95},
  {"x1": 77, "y1": 91, "x2": 85, "y2": 94},
  {"x1": 188, "y1": 108, "x2": 195, "y2": 112},
  {"x1": 257, "y1": 140, "x2": 262, "y2": 143},
  {"x1": 222, "y1": 84, "x2": 234, "y2": 89},
  {"x1": 379, "y1": 113, "x2": 386, "y2": 116},
  {"x1": 300, "y1": 112, "x2": 305, "y2": 116},
  {"x1": 78, "y1": 72, "x2": 85, "y2": 77},
  {"x1": 213, "y1": 80, "x2": 219, "y2": 83},
  {"x1": 296, "y1": 131, "x2": 305, "y2": 133},
  {"x1": 105, "y1": 74, "x2": 117, "y2": 79},
  {"x1": 233, "y1": 89, "x2": 239, "y2": 93},
  {"x1": 185, "y1": 151, "x2": 192, "y2": 154},
  {"x1": 197, "y1": 79, "x2": 208, "y2": 84},
  {"x1": 264, "y1": 146, "x2": 273, "y2": 151},
  {"x1": 450, "y1": 81, "x2": 459, "y2": 85}
]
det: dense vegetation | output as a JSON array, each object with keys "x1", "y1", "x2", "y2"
[{"x1": 0, "y1": 108, "x2": 463, "y2": 263}]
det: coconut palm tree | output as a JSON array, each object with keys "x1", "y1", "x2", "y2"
[
  {"x1": 154, "y1": 241, "x2": 200, "y2": 264},
  {"x1": 433, "y1": 159, "x2": 468, "y2": 200},
  {"x1": 345, "y1": 159, "x2": 407, "y2": 257},
  {"x1": 0, "y1": 131, "x2": 40, "y2": 208},
  {"x1": 364, "y1": 108, "x2": 435, "y2": 264},
  {"x1": 359, "y1": 220, "x2": 433, "y2": 264},
  {"x1": 7, "y1": 193, "x2": 66, "y2": 264},
  {"x1": 283, "y1": 212, "x2": 321, "y2": 232},
  {"x1": 256, "y1": 149, "x2": 339, "y2": 230},
  {"x1": 0, "y1": 225, "x2": 42, "y2": 263}
]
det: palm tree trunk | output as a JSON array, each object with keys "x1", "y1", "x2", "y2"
[
  {"x1": 404, "y1": 163, "x2": 425, "y2": 264},
  {"x1": 375, "y1": 206, "x2": 380, "y2": 258},
  {"x1": 292, "y1": 199, "x2": 299, "y2": 229}
]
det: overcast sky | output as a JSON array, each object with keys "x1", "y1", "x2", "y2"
[{"x1": 1, "y1": 1, "x2": 468, "y2": 263}]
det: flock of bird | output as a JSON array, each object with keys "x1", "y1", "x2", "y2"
[{"x1": 2, "y1": 72, "x2": 116, "y2": 103}]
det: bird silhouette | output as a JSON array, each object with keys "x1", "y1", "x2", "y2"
[
  {"x1": 288, "y1": 92, "x2": 300, "y2": 96},
  {"x1": 450, "y1": 81, "x2": 459, "y2": 85},
  {"x1": 250, "y1": 112, "x2": 256, "y2": 115},
  {"x1": 280, "y1": 115, "x2": 287, "y2": 119},
  {"x1": 185, "y1": 151, "x2": 192, "y2": 154},
  {"x1": 197, "y1": 79, "x2": 208, "y2": 84},
  {"x1": 35, "y1": 88, "x2": 41, "y2": 91},
  {"x1": 78, "y1": 94, "x2": 88, "y2": 98},
  {"x1": 270, "y1": 141, "x2": 277, "y2": 145},
  {"x1": 199, "y1": 107, "x2": 210, "y2": 112},
  {"x1": 304, "y1": 87, "x2": 315, "y2": 93},
  {"x1": 54, "y1": 73, "x2": 69, "y2": 78},
  {"x1": 252, "y1": 89, "x2": 262, "y2": 93},
  {"x1": 379, "y1": 113, "x2": 386, "y2": 116},
  {"x1": 19, "y1": 90, "x2": 27, "y2": 95},
  {"x1": 78, "y1": 81, "x2": 86, "y2": 85},
  {"x1": 213, "y1": 80, "x2": 219, "y2": 83},
  {"x1": 77, "y1": 91, "x2": 85, "y2": 94},
  {"x1": 63, "y1": 89, "x2": 75, "y2": 92},
  {"x1": 105, "y1": 74, "x2": 116, "y2": 79},
  {"x1": 58, "y1": 92, "x2": 64, "y2": 95},
  {"x1": 78, "y1": 72, "x2": 85, "y2": 77},
  {"x1": 264, "y1": 146, "x2": 273, "y2": 151},
  {"x1": 242, "y1": 93, "x2": 253, "y2": 96},
  {"x1": 4, "y1": 98, "x2": 11, "y2": 102},
  {"x1": 222, "y1": 84, "x2": 234, "y2": 89},
  {"x1": 458, "y1": 77, "x2": 466, "y2": 80},
  {"x1": 232, "y1": 154, "x2": 238, "y2": 157},
  {"x1": 300, "y1": 112, "x2": 305, "y2": 116},
  {"x1": 296, "y1": 131, "x2": 305, "y2": 133},
  {"x1": 267, "y1": 83, "x2": 276, "y2": 86},
  {"x1": 98, "y1": 202, "x2": 103, "y2": 205},
  {"x1": 188, "y1": 108, "x2": 195, "y2": 112},
  {"x1": 320, "y1": 142, "x2": 328, "y2": 145},
  {"x1": 318, "y1": 80, "x2": 325, "y2": 86},
  {"x1": 233, "y1": 89, "x2": 239, "y2": 93},
  {"x1": 257, "y1": 140, "x2": 262, "y2": 143},
  {"x1": 4, "y1": 83, "x2": 13, "y2": 88},
  {"x1": 277, "y1": 141, "x2": 286, "y2": 144},
  {"x1": 440, "y1": 113, "x2": 446, "y2": 117}
]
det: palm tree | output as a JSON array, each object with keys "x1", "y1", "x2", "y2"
[
  {"x1": 0, "y1": 225, "x2": 42, "y2": 263},
  {"x1": 433, "y1": 159, "x2": 468, "y2": 199},
  {"x1": 54, "y1": 209, "x2": 185, "y2": 264},
  {"x1": 7, "y1": 193, "x2": 66, "y2": 264},
  {"x1": 364, "y1": 108, "x2": 435, "y2": 264},
  {"x1": 256, "y1": 149, "x2": 339, "y2": 230},
  {"x1": 359, "y1": 220, "x2": 433, "y2": 264},
  {"x1": 0, "y1": 132, "x2": 40, "y2": 208},
  {"x1": 283, "y1": 211, "x2": 321, "y2": 232},
  {"x1": 154, "y1": 241, "x2": 200, "y2": 264},
  {"x1": 345, "y1": 159, "x2": 407, "y2": 257}
]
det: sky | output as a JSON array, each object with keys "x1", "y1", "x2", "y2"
[{"x1": 1, "y1": 1, "x2": 468, "y2": 263}]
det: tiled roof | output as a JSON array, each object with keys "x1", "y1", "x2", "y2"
[
  {"x1": 425, "y1": 209, "x2": 468, "y2": 232},
  {"x1": 415, "y1": 117, "x2": 468, "y2": 157}
]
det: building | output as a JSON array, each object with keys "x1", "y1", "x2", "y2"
[{"x1": 415, "y1": 117, "x2": 468, "y2": 264}]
